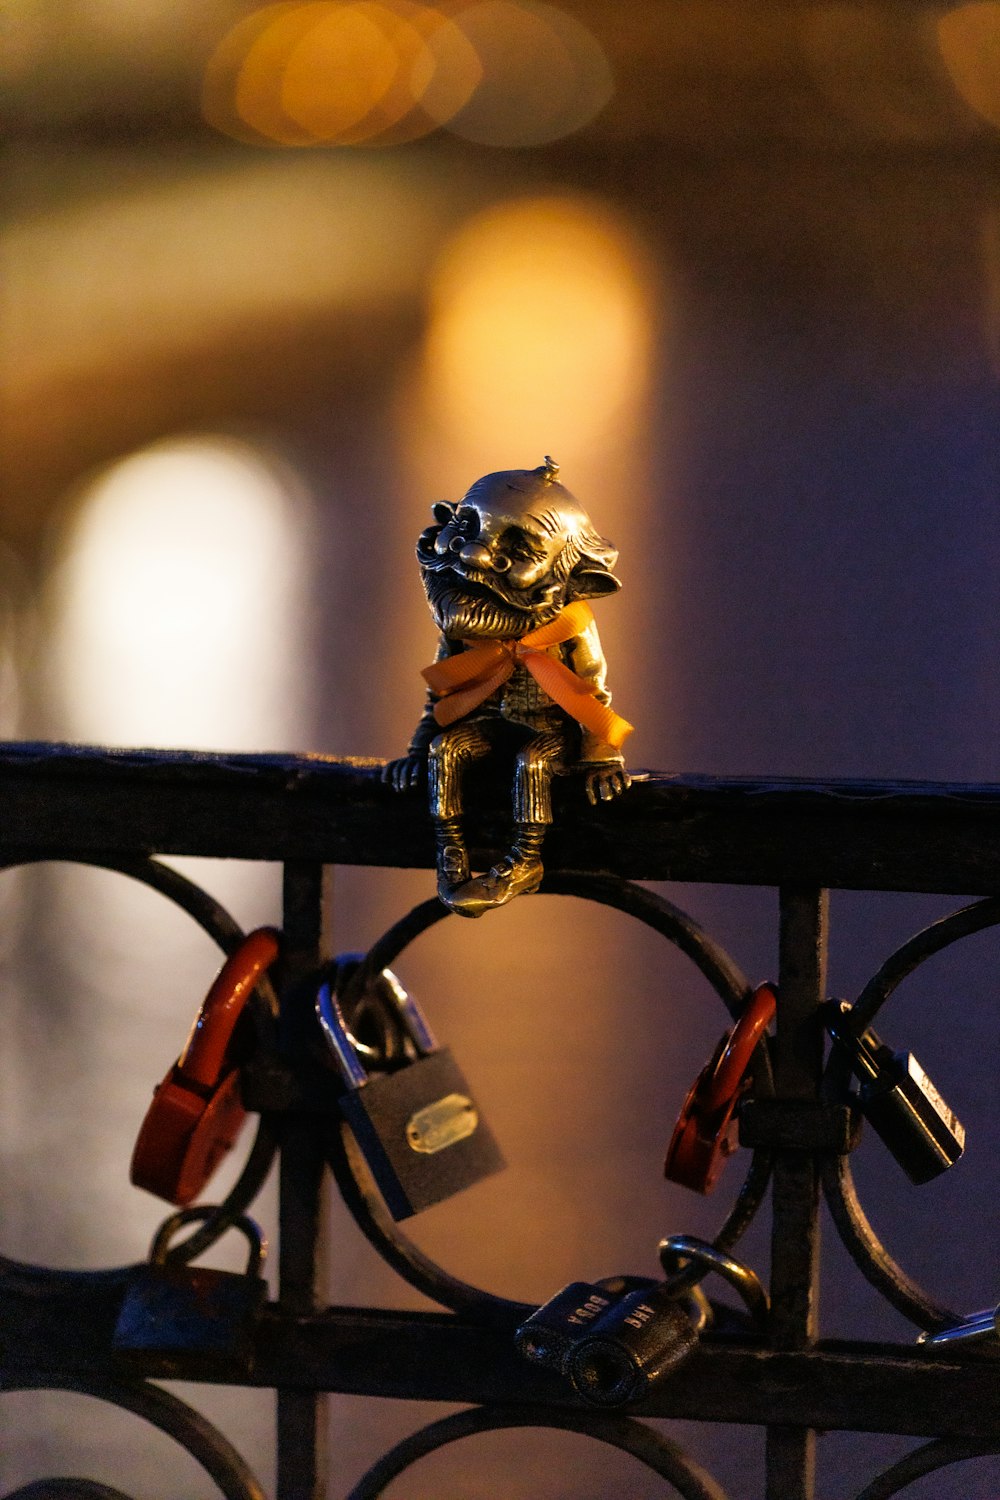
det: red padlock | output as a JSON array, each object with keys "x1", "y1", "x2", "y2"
[
  {"x1": 130, "y1": 927, "x2": 280, "y2": 1206},
  {"x1": 664, "y1": 982, "x2": 776, "y2": 1195}
]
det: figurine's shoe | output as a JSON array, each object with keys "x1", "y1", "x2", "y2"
[
  {"x1": 448, "y1": 854, "x2": 544, "y2": 917},
  {"x1": 436, "y1": 842, "x2": 470, "y2": 907}
]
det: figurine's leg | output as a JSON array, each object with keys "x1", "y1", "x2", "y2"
[
  {"x1": 449, "y1": 731, "x2": 563, "y2": 917},
  {"x1": 428, "y1": 722, "x2": 494, "y2": 907}
]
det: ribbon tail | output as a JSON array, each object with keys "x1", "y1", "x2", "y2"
[{"x1": 524, "y1": 654, "x2": 634, "y2": 750}]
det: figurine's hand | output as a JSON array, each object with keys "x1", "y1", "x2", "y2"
[
  {"x1": 585, "y1": 763, "x2": 632, "y2": 805},
  {"x1": 382, "y1": 754, "x2": 425, "y2": 793}
]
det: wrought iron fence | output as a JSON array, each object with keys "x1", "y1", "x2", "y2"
[{"x1": 2, "y1": 742, "x2": 999, "y2": 1500}]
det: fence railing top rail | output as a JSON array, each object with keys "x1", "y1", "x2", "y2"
[{"x1": 1, "y1": 741, "x2": 998, "y2": 893}]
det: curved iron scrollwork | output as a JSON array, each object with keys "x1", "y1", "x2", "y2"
[
  {"x1": 0, "y1": 853, "x2": 279, "y2": 1284},
  {"x1": 5, "y1": 1483, "x2": 136, "y2": 1499},
  {"x1": 853, "y1": 1436, "x2": 1000, "y2": 1500},
  {"x1": 327, "y1": 873, "x2": 774, "y2": 1323},
  {"x1": 344, "y1": 1404, "x2": 731, "y2": 1500},
  {"x1": 822, "y1": 895, "x2": 1000, "y2": 1332},
  {"x1": 1, "y1": 1376, "x2": 266, "y2": 1500}
]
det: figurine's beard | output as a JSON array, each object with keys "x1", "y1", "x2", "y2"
[{"x1": 421, "y1": 565, "x2": 565, "y2": 640}]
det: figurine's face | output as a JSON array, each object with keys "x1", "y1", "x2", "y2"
[{"x1": 417, "y1": 472, "x2": 618, "y2": 639}]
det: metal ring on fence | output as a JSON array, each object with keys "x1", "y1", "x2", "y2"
[
  {"x1": 0, "y1": 1376, "x2": 266, "y2": 1500},
  {"x1": 3, "y1": 1483, "x2": 136, "y2": 1499},
  {"x1": 327, "y1": 872, "x2": 773, "y2": 1324},
  {"x1": 344, "y1": 1403, "x2": 732, "y2": 1500},
  {"x1": 0, "y1": 855, "x2": 279, "y2": 1285},
  {"x1": 852, "y1": 1436, "x2": 1000, "y2": 1500},
  {"x1": 820, "y1": 895, "x2": 1000, "y2": 1332}
]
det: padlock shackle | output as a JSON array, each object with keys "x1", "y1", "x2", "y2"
[
  {"x1": 149, "y1": 1204, "x2": 268, "y2": 1276},
  {"x1": 659, "y1": 1234, "x2": 769, "y2": 1327},
  {"x1": 177, "y1": 928, "x2": 281, "y2": 1090},
  {"x1": 316, "y1": 981, "x2": 368, "y2": 1088},
  {"x1": 701, "y1": 982, "x2": 776, "y2": 1112},
  {"x1": 375, "y1": 967, "x2": 438, "y2": 1056},
  {"x1": 824, "y1": 999, "x2": 885, "y2": 1084}
]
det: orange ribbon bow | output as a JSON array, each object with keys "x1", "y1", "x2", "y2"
[{"x1": 421, "y1": 601, "x2": 634, "y2": 750}]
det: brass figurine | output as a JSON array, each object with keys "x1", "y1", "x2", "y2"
[{"x1": 385, "y1": 458, "x2": 633, "y2": 916}]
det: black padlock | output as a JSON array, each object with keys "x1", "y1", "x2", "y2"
[
  {"x1": 564, "y1": 1283, "x2": 701, "y2": 1406},
  {"x1": 514, "y1": 1279, "x2": 636, "y2": 1370},
  {"x1": 825, "y1": 1000, "x2": 966, "y2": 1184},
  {"x1": 113, "y1": 1208, "x2": 268, "y2": 1375},
  {"x1": 316, "y1": 968, "x2": 505, "y2": 1220},
  {"x1": 515, "y1": 1274, "x2": 708, "y2": 1406}
]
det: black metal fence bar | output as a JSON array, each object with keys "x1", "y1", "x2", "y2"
[
  {"x1": 3, "y1": 745, "x2": 1000, "y2": 892},
  {"x1": 277, "y1": 863, "x2": 331, "y2": 1500},
  {"x1": 7, "y1": 1287, "x2": 1000, "y2": 1437},
  {"x1": 765, "y1": 888, "x2": 829, "y2": 1500}
]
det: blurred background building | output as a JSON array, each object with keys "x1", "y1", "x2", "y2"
[{"x1": 2, "y1": 1, "x2": 1000, "y2": 1495}]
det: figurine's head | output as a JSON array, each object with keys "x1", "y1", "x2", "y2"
[{"x1": 417, "y1": 458, "x2": 620, "y2": 639}]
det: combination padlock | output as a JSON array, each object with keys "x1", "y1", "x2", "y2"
[
  {"x1": 131, "y1": 927, "x2": 280, "y2": 1205},
  {"x1": 665, "y1": 982, "x2": 776, "y2": 1194},
  {"x1": 113, "y1": 1208, "x2": 268, "y2": 1375},
  {"x1": 316, "y1": 965, "x2": 505, "y2": 1220},
  {"x1": 824, "y1": 1000, "x2": 965, "y2": 1184},
  {"x1": 516, "y1": 1274, "x2": 711, "y2": 1407}
]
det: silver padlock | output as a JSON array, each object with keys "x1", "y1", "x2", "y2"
[{"x1": 317, "y1": 960, "x2": 505, "y2": 1220}]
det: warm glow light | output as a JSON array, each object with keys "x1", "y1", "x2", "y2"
[
  {"x1": 202, "y1": 0, "x2": 609, "y2": 148},
  {"x1": 206, "y1": 0, "x2": 479, "y2": 148},
  {"x1": 208, "y1": 0, "x2": 471, "y2": 148},
  {"x1": 402, "y1": 6, "x2": 483, "y2": 133},
  {"x1": 937, "y1": 3, "x2": 1000, "y2": 130},
  {"x1": 444, "y1": 0, "x2": 613, "y2": 146},
  {"x1": 202, "y1": 3, "x2": 315, "y2": 144},
  {"x1": 7, "y1": 155, "x2": 447, "y2": 400},
  {"x1": 47, "y1": 438, "x2": 311, "y2": 749},
  {"x1": 280, "y1": 3, "x2": 416, "y2": 142},
  {"x1": 419, "y1": 196, "x2": 651, "y2": 463},
  {"x1": 234, "y1": 2, "x2": 338, "y2": 144}
]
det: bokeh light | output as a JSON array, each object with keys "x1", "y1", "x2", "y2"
[
  {"x1": 202, "y1": 3, "x2": 318, "y2": 145},
  {"x1": 937, "y1": 2, "x2": 1000, "y2": 131},
  {"x1": 418, "y1": 195, "x2": 652, "y2": 463},
  {"x1": 46, "y1": 437, "x2": 311, "y2": 749},
  {"x1": 443, "y1": 0, "x2": 613, "y2": 146},
  {"x1": 234, "y1": 1, "x2": 341, "y2": 145},
  {"x1": 202, "y1": 0, "x2": 610, "y2": 148},
  {"x1": 279, "y1": 2, "x2": 430, "y2": 143}
]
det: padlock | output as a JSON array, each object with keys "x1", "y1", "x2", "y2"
[
  {"x1": 665, "y1": 982, "x2": 776, "y2": 1194},
  {"x1": 516, "y1": 1274, "x2": 713, "y2": 1407},
  {"x1": 130, "y1": 927, "x2": 280, "y2": 1205},
  {"x1": 514, "y1": 1277, "x2": 652, "y2": 1371},
  {"x1": 316, "y1": 967, "x2": 505, "y2": 1220},
  {"x1": 113, "y1": 1208, "x2": 268, "y2": 1375},
  {"x1": 564, "y1": 1281, "x2": 702, "y2": 1406},
  {"x1": 824, "y1": 1000, "x2": 965, "y2": 1184}
]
